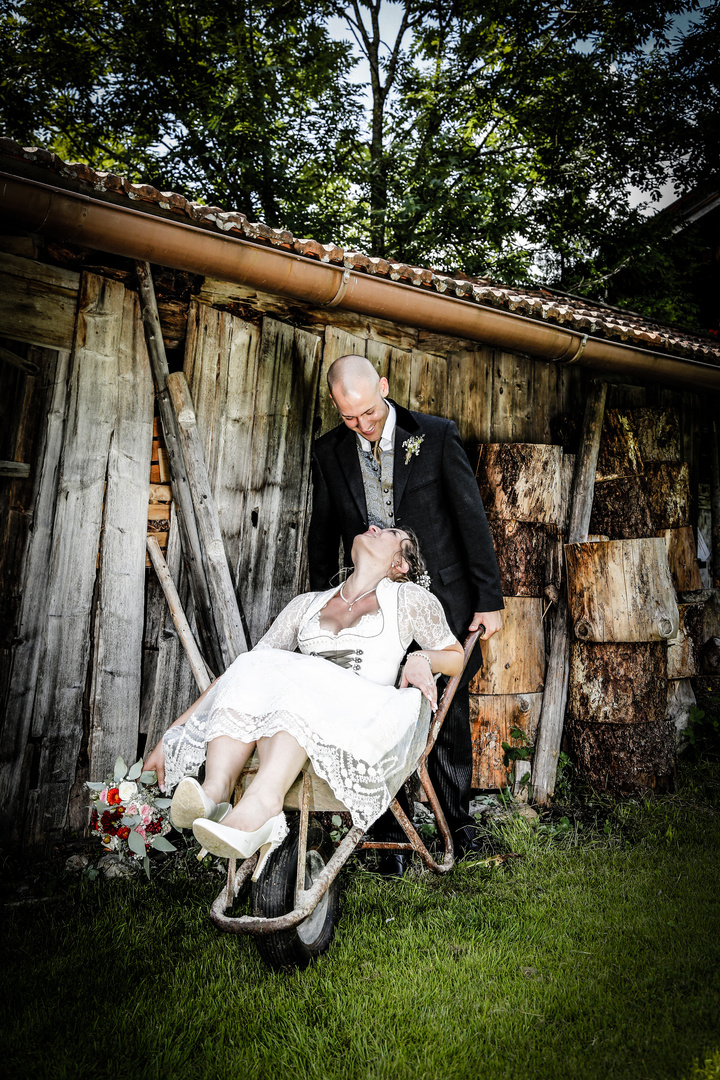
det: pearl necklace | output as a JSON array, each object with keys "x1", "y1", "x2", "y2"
[{"x1": 339, "y1": 580, "x2": 377, "y2": 611}]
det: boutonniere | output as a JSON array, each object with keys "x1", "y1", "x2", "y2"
[{"x1": 402, "y1": 434, "x2": 424, "y2": 465}]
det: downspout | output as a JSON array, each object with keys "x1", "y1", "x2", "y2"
[{"x1": 2, "y1": 171, "x2": 719, "y2": 392}]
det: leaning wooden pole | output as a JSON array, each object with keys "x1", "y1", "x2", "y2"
[
  {"x1": 166, "y1": 370, "x2": 249, "y2": 666},
  {"x1": 135, "y1": 260, "x2": 223, "y2": 673},
  {"x1": 532, "y1": 380, "x2": 607, "y2": 805},
  {"x1": 710, "y1": 416, "x2": 720, "y2": 591},
  {"x1": 146, "y1": 536, "x2": 212, "y2": 693}
]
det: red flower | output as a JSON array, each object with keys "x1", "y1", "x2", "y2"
[
  {"x1": 90, "y1": 808, "x2": 99, "y2": 831},
  {"x1": 117, "y1": 826, "x2": 131, "y2": 840},
  {"x1": 106, "y1": 788, "x2": 121, "y2": 805},
  {"x1": 100, "y1": 808, "x2": 123, "y2": 834}
]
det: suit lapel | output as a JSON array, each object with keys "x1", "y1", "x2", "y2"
[
  {"x1": 392, "y1": 401, "x2": 421, "y2": 511},
  {"x1": 335, "y1": 428, "x2": 368, "y2": 521}
]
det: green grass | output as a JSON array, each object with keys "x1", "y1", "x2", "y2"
[{"x1": 2, "y1": 758, "x2": 719, "y2": 1080}]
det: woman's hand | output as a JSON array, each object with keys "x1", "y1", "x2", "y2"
[
  {"x1": 400, "y1": 653, "x2": 438, "y2": 711},
  {"x1": 143, "y1": 741, "x2": 166, "y2": 792}
]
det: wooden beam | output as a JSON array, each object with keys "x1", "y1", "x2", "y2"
[
  {"x1": 0, "y1": 252, "x2": 80, "y2": 351},
  {"x1": 146, "y1": 535, "x2": 212, "y2": 693},
  {"x1": 134, "y1": 260, "x2": 224, "y2": 673},
  {"x1": 711, "y1": 416, "x2": 720, "y2": 591},
  {"x1": 0, "y1": 345, "x2": 40, "y2": 376},
  {"x1": 532, "y1": 380, "x2": 607, "y2": 805},
  {"x1": 0, "y1": 461, "x2": 30, "y2": 478},
  {"x1": 166, "y1": 370, "x2": 249, "y2": 665}
]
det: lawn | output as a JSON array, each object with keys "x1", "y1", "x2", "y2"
[{"x1": 2, "y1": 757, "x2": 719, "y2": 1080}]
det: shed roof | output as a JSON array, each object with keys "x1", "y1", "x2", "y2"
[{"x1": 2, "y1": 136, "x2": 719, "y2": 369}]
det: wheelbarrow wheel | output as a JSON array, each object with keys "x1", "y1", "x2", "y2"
[{"x1": 250, "y1": 815, "x2": 340, "y2": 972}]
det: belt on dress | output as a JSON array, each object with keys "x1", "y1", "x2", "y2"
[{"x1": 310, "y1": 648, "x2": 363, "y2": 672}]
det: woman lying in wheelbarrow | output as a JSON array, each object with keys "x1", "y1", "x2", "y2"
[{"x1": 143, "y1": 526, "x2": 463, "y2": 877}]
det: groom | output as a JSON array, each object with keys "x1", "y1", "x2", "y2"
[{"x1": 308, "y1": 354, "x2": 503, "y2": 868}]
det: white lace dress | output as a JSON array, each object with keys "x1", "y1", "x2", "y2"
[{"x1": 162, "y1": 578, "x2": 457, "y2": 829}]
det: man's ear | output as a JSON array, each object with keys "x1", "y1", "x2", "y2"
[{"x1": 379, "y1": 377, "x2": 389, "y2": 398}]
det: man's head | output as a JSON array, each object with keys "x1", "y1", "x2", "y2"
[{"x1": 327, "y1": 354, "x2": 389, "y2": 441}]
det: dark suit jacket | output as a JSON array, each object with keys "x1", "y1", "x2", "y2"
[{"x1": 308, "y1": 401, "x2": 504, "y2": 646}]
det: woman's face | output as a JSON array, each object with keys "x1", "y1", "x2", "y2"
[{"x1": 353, "y1": 525, "x2": 411, "y2": 574}]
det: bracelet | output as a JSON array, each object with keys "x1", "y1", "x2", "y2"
[{"x1": 411, "y1": 651, "x2": 433, "y2": 672}]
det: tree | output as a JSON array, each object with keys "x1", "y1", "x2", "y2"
[{"x1": 1, "y1": 0, "x2": 362, "y2": 237}]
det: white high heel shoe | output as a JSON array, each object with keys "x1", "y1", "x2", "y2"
[
  {"x1": 170, "y1": 777, "x2": 231, "y2": 830},
  {"x1": 192, "y1": 812, "x2": 289, "y2": 879}
]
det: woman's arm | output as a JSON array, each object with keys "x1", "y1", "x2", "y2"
[{"x1": 399, "y1": 643, "x2": 463, "y2": 710}]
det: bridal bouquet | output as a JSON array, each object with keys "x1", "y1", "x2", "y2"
[{"x1": 87, "y1": 756, "x2": 176, "y2": 877}]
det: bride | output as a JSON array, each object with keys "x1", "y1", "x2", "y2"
[{"x1": 143, "y1": 525, "x2": 463, "y2": 875}]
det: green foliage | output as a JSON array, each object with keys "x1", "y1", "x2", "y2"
[{"x1": 1, "y1": 0, "x2": 717, "y2": 316}]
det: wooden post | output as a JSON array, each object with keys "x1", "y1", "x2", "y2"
[
  {"x1": 532, "y1": 380, "x2": 607, "y2": 805},
  {"x1": 146, "y1": 536, "x2": 212, "y2": 693},
  {"x1": 134, "y1": 260, "x2": 224, "y2": 673},
  {"x1": 711, "y1": 417, "x2": 720, "y2": 591},
  {"x1": 166, "y1": 370, "x2": 249, "y2": 666}
]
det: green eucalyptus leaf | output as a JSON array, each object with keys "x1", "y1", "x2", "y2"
[
  {"x1": 122, "y1": 814, "x2": 141, "y2": 827},
  {"x1": 139, "y1": 771, "x2": 157, "y2": 785},
  {"x1": 127, "y1": 829, "x2": 147, "y2": 857},
  {"x1": 113, "y1": 756, "x2": 127, "y2": 783},
  {"x1": 154, "y1": 799, "x2": 172, "y2": 810},
  {"x1": 151, "y1": 835, "x2": 177, "y2": 853},
  {"x1": 127, "y1": 759, "x2": 143, "y2": 781},
  {"x1": 143, "y1": 855, "x2": 151, "y2": 881},
  {"x1": 86, "y1": 782, "x2": 105, "y2": 791}
]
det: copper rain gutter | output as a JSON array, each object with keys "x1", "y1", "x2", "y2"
[{"x1": 2, "y1": 170, "x2": 719, "y2": 391}]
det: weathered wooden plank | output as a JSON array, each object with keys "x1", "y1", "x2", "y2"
[
  {"x1": 87, "y1": 291, "x2": 154, "y2": 781},
  {"x1": 633, "y1": 407, "x2": 681, "y2": 462},
  {"x1": 143, "y1": 510, "x2": 199, "y2": 751},
  {"x1": 470, "y1": 596, "x2": 545, "y2": 695},
  {"x1": 136, "y1": 265, "x2": 223, "y2": 672},
  {"x1": 487, "y1": 519, "x2": 556, "y2": 597},
  {"x1": 476, "y1": 443, "x2": 564, "y2": 525},
  {"x1": 25, "y1": 273, "x2": 124, "y2": 846},
  {"x1": 409, "y1": 350, "x2": 447, "y2": 418},
  {"x1": 0, "y1": 461, "x2": 30, "y2": 478},
  {"x1": 0, "y1": 253, "x2": 80, "y2": 350},
  {"x1": 447, "y1": 347, "x2": 493, "y2": 450},
  {"x1": 659, "y1": 526, "x2": 703, "y2": 592},
  {"x1": 532, "y1": 380, "x2": 606, "y2": 805},
  {"x1": 565, "y1": 538, "x2": 679, "y2": 643},
  {"x1": 0, "y1": 344, "x2": 40, "y2": 376},
  {"x1": 239, "y1": 319, "x2": 323, "y2": 640},
  {"x1": 470, "y1": 692, "x2": 542, "y2": 789},
  {"x1": 166, "y1": 370, "x2": 248, "y2": 665},
  {"x1": 566, "y1": 717, "x2": 676, "y2": 794},
  {"x1": 568, "y1": 640, "x2": 668, "y2": 725},
  {"x1": 0, "y1": 346, "x2": 70, "y2": 835},
  {"x1": 146, "y1": 536, "x2": 211, "y2": 693}
]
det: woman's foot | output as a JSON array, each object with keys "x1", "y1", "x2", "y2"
[
  {"x1": 192, "y1": 811, "x2": 288, "y2": 875},
  {"x1": 170, "y1": 777, "x2": 231, "y2": 830}
]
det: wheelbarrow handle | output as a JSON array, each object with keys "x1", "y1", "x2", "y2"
[{"x1": 419, "y1": 629, "x2": 481, "y2": 763}]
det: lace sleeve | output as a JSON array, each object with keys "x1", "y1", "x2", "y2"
[
  {"x1": 397, "y1": 583, "x2": 459, "y2": 651},
  {"x1": 253, "y1": 593, "x2": 318, "y2": 652}
]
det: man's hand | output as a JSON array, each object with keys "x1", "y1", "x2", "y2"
[{"x1": 469, "y1": 610, "x2": 503, "y2": 640}]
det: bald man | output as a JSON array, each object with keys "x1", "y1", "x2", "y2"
[{"x1": 309, "y1": 355, "x2": 503, "y2": 868}]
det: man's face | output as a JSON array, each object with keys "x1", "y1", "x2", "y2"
[{"x1": 331, "y1": 376, "x2": 390, "y2": 440}]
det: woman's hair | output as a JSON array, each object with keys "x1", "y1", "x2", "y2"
[{"x1": 389, "y1": 526, "x2": 429, "y2": 587}]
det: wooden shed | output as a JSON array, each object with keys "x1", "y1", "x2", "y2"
[{"x1": 1, "y1": 138, "x2": 718, "y2": 851}]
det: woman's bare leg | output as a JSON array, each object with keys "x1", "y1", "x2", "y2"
[
  {"x1": 222, "y1": 731, "x2": 307, "y2": 832},
  {"x1": 202, "y1": 735, "x2": 256, "y2": 805}
]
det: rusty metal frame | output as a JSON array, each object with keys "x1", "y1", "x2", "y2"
[{"x1": 210, "y1": 630, "x2": 480, "y2": 936}]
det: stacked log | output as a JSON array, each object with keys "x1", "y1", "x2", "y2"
[
  {"x1": 565, "y1": 533, "x2": 683, "y2": 794},
  {"x1": 472, "y1": 444, "x2": 563, "y2": 789}
]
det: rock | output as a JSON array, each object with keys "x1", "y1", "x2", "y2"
[
  {"x1": 98, "y1": 854, "x2": 136, "y2": 879},
  {"x1": 65, "y1": 854, "x2": 89, "y2": 873},
  {"x1": 515, "y1": 803, "x2": 539, "y2": 822}
]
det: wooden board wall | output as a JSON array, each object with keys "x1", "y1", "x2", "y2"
[{"x1": 0, "y1": 247, "x2": 714, "y2": 845}]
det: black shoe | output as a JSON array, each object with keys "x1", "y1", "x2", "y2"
[
  {"x1": 452, "y1": 828, "x2": 481, "y2": 859},
  {"x1": 376, "y1": 852, "x2": 405, "y2": 878}
]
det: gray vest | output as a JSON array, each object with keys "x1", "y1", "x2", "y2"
[{"x1": 357, "y1": 441, "x2": 395, "y2": 528}]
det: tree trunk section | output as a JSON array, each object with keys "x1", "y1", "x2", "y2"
[
  {"x1": 470, "y1": 597, "x2": 545, "y2": 695},
  {"x1": 568, "y1": 641, "x2": 668, "y2": 725},
  {"x1": 476, "y1": 443, "x2": 564, "y2": 525}
]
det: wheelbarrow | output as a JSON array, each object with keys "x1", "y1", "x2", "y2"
[{"x1": 208, "y1": 631, "x2": 480, "y2": 971}]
